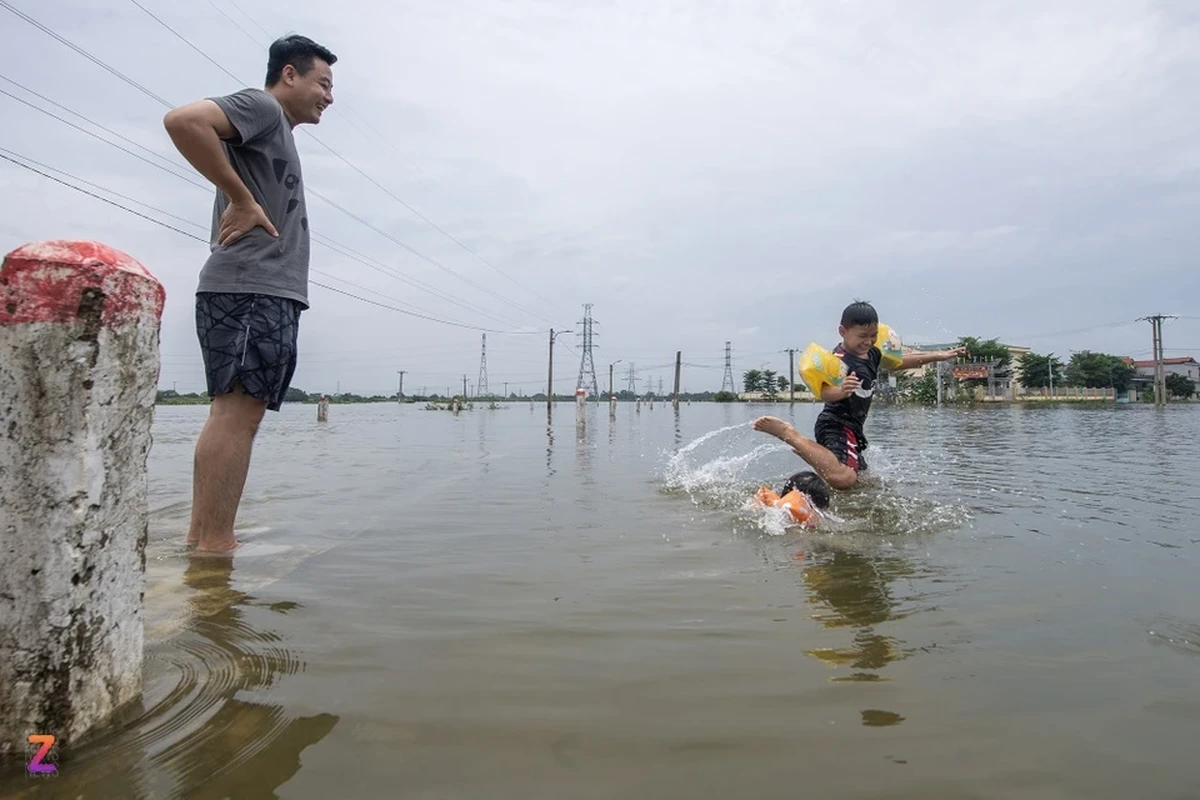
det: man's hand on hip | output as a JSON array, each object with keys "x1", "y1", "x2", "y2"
[{"x1": 218, "y1": 199, "x2": 279, "y2": 246}]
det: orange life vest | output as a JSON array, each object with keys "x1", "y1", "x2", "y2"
[{"x1": 754, "y1": 486, "x2": 818, "y2": 527}]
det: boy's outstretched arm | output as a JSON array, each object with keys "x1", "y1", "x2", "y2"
[{"x1": 896, "y1": 346, "x2": 966, "y2": 371}]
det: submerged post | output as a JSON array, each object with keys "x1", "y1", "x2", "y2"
[{"x1": 0, "y1": 241, "x2": 164, "y2": 756}]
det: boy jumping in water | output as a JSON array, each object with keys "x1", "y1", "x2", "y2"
[{"x1": 754, "y1": 301, "x2": 964, "y2": 491}]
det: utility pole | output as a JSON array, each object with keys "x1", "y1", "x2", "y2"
[
  {"x1": 673, "y1": 351, "x2": 681, "y2": 408},
  {"x1": 626, "y1": 363, "x2": 637, "y2": 394},
  {"x1": 396, "y1": 370, "x2": 406, "y2": 402},
  {"x1": 608, "y1": 359, "x2": 622, "y2": 398},
  {"x1": 548, "y1": 328, "x2": 573, "y2": 412},
  {"x1": 1139, "y1": 315, "x2": 1177, "y2": 406},
  {"x1": 1047, "y1": 353, "x2": 1053, "y2": 398},
  {"x1": 503, "y1": 382, "x2": 508, "y2": 398},
  {"x1": 462, "y1": 374, "x2": 468, "y2": 399},
  {"x1": 786, "y1": 348, "x2": 796, "y2": 404}
]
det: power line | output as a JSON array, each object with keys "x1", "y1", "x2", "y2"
[
  {"x1": 205, "y1": 0, "x2": 264, "y2": 48},
  {"x1": 0, "y1": 150, "x2": 537, "y2": 333},
  {"x1": 0, "y1": 151, "x2": 207, "y2": 241},
  {"x1": 0, "y1": 0, "x2": 170, "y2": 106},
  {"x1": 0, "y1": 77, "x2": 534, "y2": 329},
  {"x1": 126, "y1": 0, "x2": 558, "y2": 318},
  {"x1": 208, "y1": 0, "x2": 483, "y2": 230},
  {"x1": 1006, "y1": 319, "x2": 1142, "y2": 342},
  {"x1": 0, "y1": 83, "x2": 206, "y2": 189},
  {"x1": 206, "y1": 0, "x2": 550, "y2": 307},
  {"x1": 2, "y1": 1, "x2": 555, "y2": 331},
  {"x1": 222, "y1": 0, "x2": 272, "y2": 40}
]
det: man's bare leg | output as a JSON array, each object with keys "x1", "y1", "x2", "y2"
[
  {"x1": 186, "y1": 383, "x2": 267, "y2": 554},
  {"x1": 752, "y1": 416, "x2": 859, "y2": 490}
]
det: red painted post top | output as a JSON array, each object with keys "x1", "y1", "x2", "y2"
[{"x1": 0, "y1": 241, "x2": 165, "y2": 327}]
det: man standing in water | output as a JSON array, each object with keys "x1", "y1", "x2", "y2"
[{"x1": 163, "y1": 35, "x2": 337, "y2": 553}]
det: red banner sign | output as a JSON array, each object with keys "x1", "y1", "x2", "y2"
[{"x1": 952, "y1": 364, "x2": 991, "y2": 380}]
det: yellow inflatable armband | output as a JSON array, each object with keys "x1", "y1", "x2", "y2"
[
  {"x1": 798, "y1": 342, "x2": 847, "y2": 396},
  {"x1": 875, "y1": 323, "x2": 903, "y2": 371}
]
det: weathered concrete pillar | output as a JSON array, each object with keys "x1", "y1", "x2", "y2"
[{"x1": 0, "y1": 241, "x2": 164, "y2": 756}]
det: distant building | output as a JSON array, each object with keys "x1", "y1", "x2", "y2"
[
  {"x1": 1127, "y1": 356, "x2": 1199, "y2": 382},
  {"x1": 901, "y1": 341, "x2": 1031, "y2": 396}
]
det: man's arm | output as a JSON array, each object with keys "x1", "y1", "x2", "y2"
[
  {"x1": 163, "y1": 100, "x2": 253, "y2": 204},
  {"x1": 896, "y1": 346, "x2": 966, "y2": 371},
  {"x1": 162, "y1": 100, "x2": 278, "y2": 242}
]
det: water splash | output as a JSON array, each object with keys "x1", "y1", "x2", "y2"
[{"x1": 662, "y1": 422, "x2": 972, "y2": 540}]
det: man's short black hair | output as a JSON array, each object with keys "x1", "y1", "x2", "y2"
[
  {"x1": 265, "y1": 35, "x2": 338, "y2": 87},
  {"x1": 841, "y1": 300, "x2": 878, "y2": 329},
  {"x1": 781, "y1": 471, "x2": 831, "y2": 509}
]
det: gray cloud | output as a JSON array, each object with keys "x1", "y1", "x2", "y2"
[{"x1": 2, "y1": 0, "x2": 1198, "y2": 396}]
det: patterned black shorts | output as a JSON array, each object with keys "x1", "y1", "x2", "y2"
[
  {"x1": 195, "y1": 292, "x2": 303, "y2": 411},
  {"x1": 814, "y1": 414, "x2": 869, "y2": 473}
]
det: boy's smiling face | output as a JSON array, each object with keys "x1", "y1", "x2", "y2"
[{"x1": 839, "y1": 322, "x2": 878, "y2": 358}]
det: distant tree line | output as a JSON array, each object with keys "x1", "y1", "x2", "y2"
[{"x1": 892, "y1": 336, "x2": 1194, "y2": 404}]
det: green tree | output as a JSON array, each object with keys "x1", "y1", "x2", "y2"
[
  {"x1": 1166, "y1": 373, "x2": 1196, "y2": 398},
  {"x1": 958, "y1": 337, "x2": 1011, "y2": 367},
  {"x1": 742, "y1": 369, "x2": 764, "y2": 394},
  {"x1": 713, "y1": 390, "x2": 739, "y2": 403},
  {"x1": 1065, "y1": 351, "x2": 1134, "y2": 393},
  {"x1": 904, "y1": 370, "x2": 939, "y2": 405},
  {"x1": 955, "y1": 337, "x2": 1011, "y2": 386},
  {"x1": 777, "y1": 375, "x2": 790, "y2": 393},
  {"x1": 1016, "y1": 352, "x2": 1065, "y2": 389},
  {"x1": 762, "y1": 369, "x2": 778, "y2": 398}
]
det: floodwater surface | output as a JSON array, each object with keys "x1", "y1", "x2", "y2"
[{"x1": 4, "y1": 401, "x2": 1200, "y2": 799}]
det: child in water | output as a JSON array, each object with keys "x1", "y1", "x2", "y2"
[
  {"x1": 754, "y1": 300, "x2": 963, "y2": 494},
  {"x1": 753, "y1": 470, "x2": 831, "y2": 528}
]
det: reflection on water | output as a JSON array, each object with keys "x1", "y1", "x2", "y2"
[
  {"x1": 1, "y1": 556, "x2": 337, "y2": 799},
  {"x1": 861, "y1": 709, "x2": 907, "y2": 727},
  {"x1": 797, "y1": 545, "x2": 914, "y2": 681}
]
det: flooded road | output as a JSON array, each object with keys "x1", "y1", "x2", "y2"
[{"x1": 6, "y1": 401, "x2": 1199, "y2": 798}]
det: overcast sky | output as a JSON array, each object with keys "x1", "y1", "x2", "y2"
[{"x1": 3, "y1": 0, "x2": 1199, "y2": 396}]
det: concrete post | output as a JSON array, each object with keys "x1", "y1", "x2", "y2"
[{"x1": 0, "y1": 241, "x2": 164, "y2": 756}]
